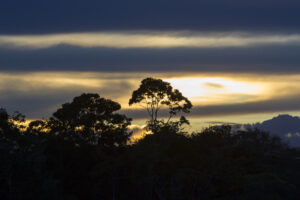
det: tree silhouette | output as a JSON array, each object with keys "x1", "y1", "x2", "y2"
[
  {"x1": 28, "y1": 120, "x2": 47, "y2": 134},
  {"x1": 129, "y1": 77, "x2": 192, "y2": 131},
  {"x1": 0, "y1": 108, "x2": 25, "y2": 133},
  {"x1": 48, "y1": 93, "x2": 132, "y2": 146},
  {"x1": 1, "y1": 103, "x2": 300, "y2": 199},
  {"x1": 0, "y1": 108, "x2": 10, "y2": 131}
]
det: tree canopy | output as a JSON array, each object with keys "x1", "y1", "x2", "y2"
[
  {"x1": 43, "y1": 93, "x2": 132, "y2": 146},
  {"x1": 1, "y1": 80, "x2": 300, "y2": 200},
  {"x1": 0, "y1": 108, "x2": 25, "y2": 133},
  {"x1": 50, "y1": 93, "x2": 131, "y2": 133},
  {"x1": 129, "y1": 77, "x2": 192, "y2": 131}
]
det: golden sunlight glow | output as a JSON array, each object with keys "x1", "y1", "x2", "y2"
[
  {"x1": 0, "y1": 72, "x2": 295, "y2": 109},
  {"x1": 128, "y1": 124, "x2": 151, "y2": 143},
  {"x1": 165, "y1": 77, "x2": 264, "y2": 104},
  {"x1": 2, "y1": 71, "x2": 300, "y2": 126}
]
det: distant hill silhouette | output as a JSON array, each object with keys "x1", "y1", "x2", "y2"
[{"x1": 236, "y1": 114, "x2": 300, "y2": 147}]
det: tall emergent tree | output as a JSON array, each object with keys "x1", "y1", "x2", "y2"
[
  {"x1": 48, "y1": 93, "x2": 132, "y2": 146},
  {"x1": 129, "y1": 77, "x2": 192, "y2": 132}
]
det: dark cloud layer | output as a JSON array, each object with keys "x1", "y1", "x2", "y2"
[
  {"x1": 1, "y1": 0, "x2": 300, "y2": 34},
  {"x1": 123, "y1": 94, "x2": 300, "y2": 120},
  {"x1": 1, "y1": 44, "x2": 300, "y2": 73}
]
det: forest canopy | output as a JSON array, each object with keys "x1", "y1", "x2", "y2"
[{"x1": 0, "y1": 77, "x2": 299, "y2": 200}]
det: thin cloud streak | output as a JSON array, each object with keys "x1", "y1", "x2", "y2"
[
  {"x1": 1, "y1": 32, "x2": 300, "y2": 49},
  {"x1": 123, "y1": 94, "x2": 300, "y2": 119}
]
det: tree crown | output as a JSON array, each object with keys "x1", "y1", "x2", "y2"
[
  {"x1": 129, "y1": 77, "x2": 192, "y2": 131},
  {"x1": 50, "y1": 93, "x2": 131, "y2": 134}
]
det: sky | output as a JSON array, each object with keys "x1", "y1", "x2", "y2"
[{"x1": 1, "y1": 0, "x2": 300, "y2": 131}]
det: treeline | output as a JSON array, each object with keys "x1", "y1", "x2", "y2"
[
  {"x1": 0, "y1": 78, "x2": 300, "y2": 200},
  {"x1": 1, "y1": 112, "x2": 299, "y2": 200}
]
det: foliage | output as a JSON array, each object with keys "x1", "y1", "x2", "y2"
[
  {"x1": 0, "y1": 87, "x2": 300, "y2": 199},
  {"x1": 28, "y1": 93, "x2": 132, "y2": 147},
  {"x1": 1, "y1": 115, "x2": 300, "y2": 200},
  {"x1": 0, "y1": 108, "x2": 25, "y2": 133},
  {"x1": 50, "y1": 93, "x2": 131, "y2": 134},
  {"x1": 129, "y1": 77, "x2": 192, "y2": 132}
]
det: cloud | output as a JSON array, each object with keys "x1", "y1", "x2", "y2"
[
  {"x1": 191, "y1": 94, "x2": 300, "y2": 117},
  {"x1": 122, "y1": 94, "x2": 300, "y2": 119},
  {"x1": 204, "y1": 82, "x2": 224, "y2": 89},
  {"x1": 1, "y1": 0, "x2": 300, "y2": 34},
  {"x1": 2, "y1": 32, "x2": 300, "y2": 49},
  {"x1": 0, "y1": 72, "x2": 137, "y2": 118},
  {"x1": 1, "y1": 43, "x2": 300, "y2": 73},
  {"x1": 1, "y1": 72, "x2": 300, "y2": 120}
]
